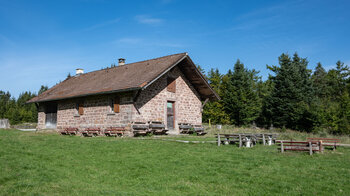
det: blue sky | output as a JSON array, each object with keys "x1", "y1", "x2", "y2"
[{"x1": 1, "y1": 0, "x2": 349, "y2": 97}]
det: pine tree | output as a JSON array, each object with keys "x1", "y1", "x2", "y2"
[
  {"x1": 336, "y1": 90, "x2": 350, "y2": 134},
  {"x1": 266, "y1": 53, "x2": 313, "y2": 131},
  {"x1": 256, "y1": 79, "x2": 274, "y2": 127},
  {"x1": 17, "y1": 91, "x2": 37, "y2": 123},
  {"x1": 38, "y1": 85, "x2": 48, "y2": 95},
  {"x1": 203, "y1": 68, "x2": 230, "y2": 124},
  {"x1": 223, "y1": 60, "x2": 261, "y2": 126},
  {"x1": 207, "y1": 68, "x2": 222, "y2": 95},
  {"x1": 0, "y1": 91, "x2": 11, "y2": 119},
  {"x1": 312, "y1": 63, "x2": 328, "y2": 98}
]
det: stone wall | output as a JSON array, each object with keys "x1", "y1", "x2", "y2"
[
  {"x1": 37, "y1": 105, "x2": 46, "y2": 129},
  {"x1": 56, "y1": 93, "x2": 134, "y2": 130},
  {"x1": 37, "y1": 65, "x2": 202, "y2": 134},
  {"x1": 133, "y1": 66, "x2": 202, "y2": 132}
]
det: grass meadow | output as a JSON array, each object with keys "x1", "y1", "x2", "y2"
[{"x1": 0, "y1": 129, "x2": 350, "y2": 195}]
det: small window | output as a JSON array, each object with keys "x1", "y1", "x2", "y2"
[
  {"x1": 76, "y1": 102, "x2": 84, "y2": 115},
  {"x1": 113, "y1": 97, "x2": 120, "y2": 113},
  {"x1": 167, "y1": 77, "x2": 176, "y2": 93}
]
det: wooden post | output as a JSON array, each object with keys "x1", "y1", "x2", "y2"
[
  {"x1": 281, "y1": 141, "x2": 284, "y2": 153},
  {"x1": 217, "y1": 134, "x2": 221, "y2": 147},
  {"x1": 309, "y1": 142, "x2": 313, "y2": 155},
  {"x1": 262, "y1": 134, "x2": 266, "y2": 145},
  {"x1": 319, "y1": 141, "x2": 323, "y2": 153},
  {"x1": 239, "y1": 134, "x2": 242, "y2": 148}
]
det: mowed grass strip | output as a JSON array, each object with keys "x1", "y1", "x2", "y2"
[{"x1": 0, "y1": 129, "x2": 349, "y2": 195}]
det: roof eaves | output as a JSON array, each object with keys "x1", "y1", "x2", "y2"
[
  {"x1": 26, "y1": 87, "x2": 141, "y2": 103},
  {"x1": 141, "y1": 53, "x2": 188, "y2": 90},
  {"x1": 184, "y1": 56, "x2": 221, "y2": 100}
]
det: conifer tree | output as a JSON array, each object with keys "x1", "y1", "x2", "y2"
[
  {"x1": 312, "y1": 63, "x2": 328, "y2": 98},
  {"x1": 0, "y1": 91, "x2": 11, "y2": 119},
  {"x1": 266, "y1": 53, "x2": 313, "y2": 131},
  {"x1": 38, "y1": 85, "x2": 48, "y2": 95},
  {"x1": 223, "y1": 60, "x2": 261, "y2": 126},
  {"x1": 203, "y1": 68, "x2": 230, "y2": 124}
]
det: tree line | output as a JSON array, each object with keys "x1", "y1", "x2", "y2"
[
  {"x1": 0, "y1": 85, "x2": 48, "y2": 125},
  {"x1": 1, "y1": 52, "x2": 349, "y2": 135},
  {"x1": 202, "y1": 53, "x2": 350, "y2": 135}
]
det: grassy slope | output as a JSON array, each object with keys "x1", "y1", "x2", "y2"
[{"x1": 0, "y1": 129, "x2": 349, "y2": 195}]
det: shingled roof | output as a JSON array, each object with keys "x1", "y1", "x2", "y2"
[{"x1": 28, "y1": 52, "x2": 219, "y2": 103}]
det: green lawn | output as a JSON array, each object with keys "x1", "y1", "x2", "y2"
[{"x1": 1, "y1": 129, "x2": 349, "y2": 195}]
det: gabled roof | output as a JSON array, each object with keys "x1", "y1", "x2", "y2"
[{"x1": 27, "y1": 53, "x2": 219, "y2": 103}]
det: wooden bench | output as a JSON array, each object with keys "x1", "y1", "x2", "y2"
[
  {"x1": 60, "y1": 127, "x2": 79, "y2": 135},
  {"x1": 132, "y1": 122, "x2": 150, "y2": 136},
  {"x1": 149, "y1": 121, "x2": 168, "y2": 135},
  {"x1": 217, "y1": 134, "x2": 240, "y2": 145},
  {"x1": 254, "y1": 133, "x2": 278, "y2": 145},
  {"x1": 192, "y1": 125, "x2": 207, "y2": 136},
  {"x1": 81, "y1": 127, "x2": 101, "y2": 137},
  {"x1": 307, "y1": 138, "x2": 340, "y2": 150},
  {"x1": 276, "y1": 140, "x2": 322, "y2": 155},
  {"x1": 179, "y1": 123, "x2": 192, "y2": 134},
  {"x1": 104, "y1": 127, "x2": 125, "y2": 137},
  {"x1": 217, "y1": 133, "x2": 256, "y2": 147}
]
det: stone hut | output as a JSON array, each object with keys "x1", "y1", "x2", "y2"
[{"x1": 27, "y1": 53, "x2": 219, "y2": 134}]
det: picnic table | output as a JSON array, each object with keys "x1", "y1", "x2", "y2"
[
  {"x1": 217, "y1": 133, "x2": 278, "y2": 147},
  {"x1": 132, "y1": 122, "x2": 150, "y2": 136},
  {"x1": 149, "y1": 121, "x2": 168, "y2": 135},
  {"x1": 254, "y1": 133, "x2": 278, "y2": 145},
  {"x1": 104, "y1": 127, "x2": 125, "y2": 137},
  {"x1": 179, "y1": 123, "x2": 192, "y2": 134},
  {"x1": 276, "y1": 140, "x2": 322, "y2": 155},
  {"x1": 81, "y1": 127, "x2": 101, "y2": 137},
  {"x1": 178, "y1": 123, "x2": 207, "y2": 136},
  {"x1": 192, "y1": 125, "x2": 207, "y2": 136},
  {"x1": 307, "y1": 138, "x2": 340, "y2": 150},
  {"x1": 217, "y1": 133, "x2": 256, "y2": 148},
  {"x1": 60, "y1": 127, "x2": 79, "y2": 135}
]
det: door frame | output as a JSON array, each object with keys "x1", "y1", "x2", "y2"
[
  {"x1": 45, "y1": 102, "x2": 58, "y2": 129},
  {"x1": 166, "y1": 101, "x2": 175, "y2": 130}
]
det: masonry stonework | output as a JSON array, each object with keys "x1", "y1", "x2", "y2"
[
  {"x1": 133, "y1": 66, "x2": 202, "y2": 132},
  {"x1": 37, "y1": 105, "x2": 46, "y2": 129},
  {"x1": 36, "y1": 65, "x2": 202, "y2": 134}
]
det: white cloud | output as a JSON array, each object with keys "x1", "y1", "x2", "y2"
[{"x1": 135, "y1": 15, "x2": 163, "y2": 25}]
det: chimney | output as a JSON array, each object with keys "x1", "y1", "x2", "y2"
[
  {"x1": 76, "y1": 68, "x2": 84, "y2": 75},
  {"x1": 118, "y1": 58, "x2": 125, "y2": 66}
]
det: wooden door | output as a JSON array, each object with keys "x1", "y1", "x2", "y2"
[
  {"x1": 45, "y1": 103, "x2": 57, "y2": 129},
  {"x1": 167, "y1": 101, "x2": 175, "y2": 130}
]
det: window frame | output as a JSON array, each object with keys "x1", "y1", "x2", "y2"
[
  {"x1": 76, "y1": 101, "x2": 84, "y2": 116},
  {"x1": 110, "y1": 96, "x2": 120, "y2": 113}
]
